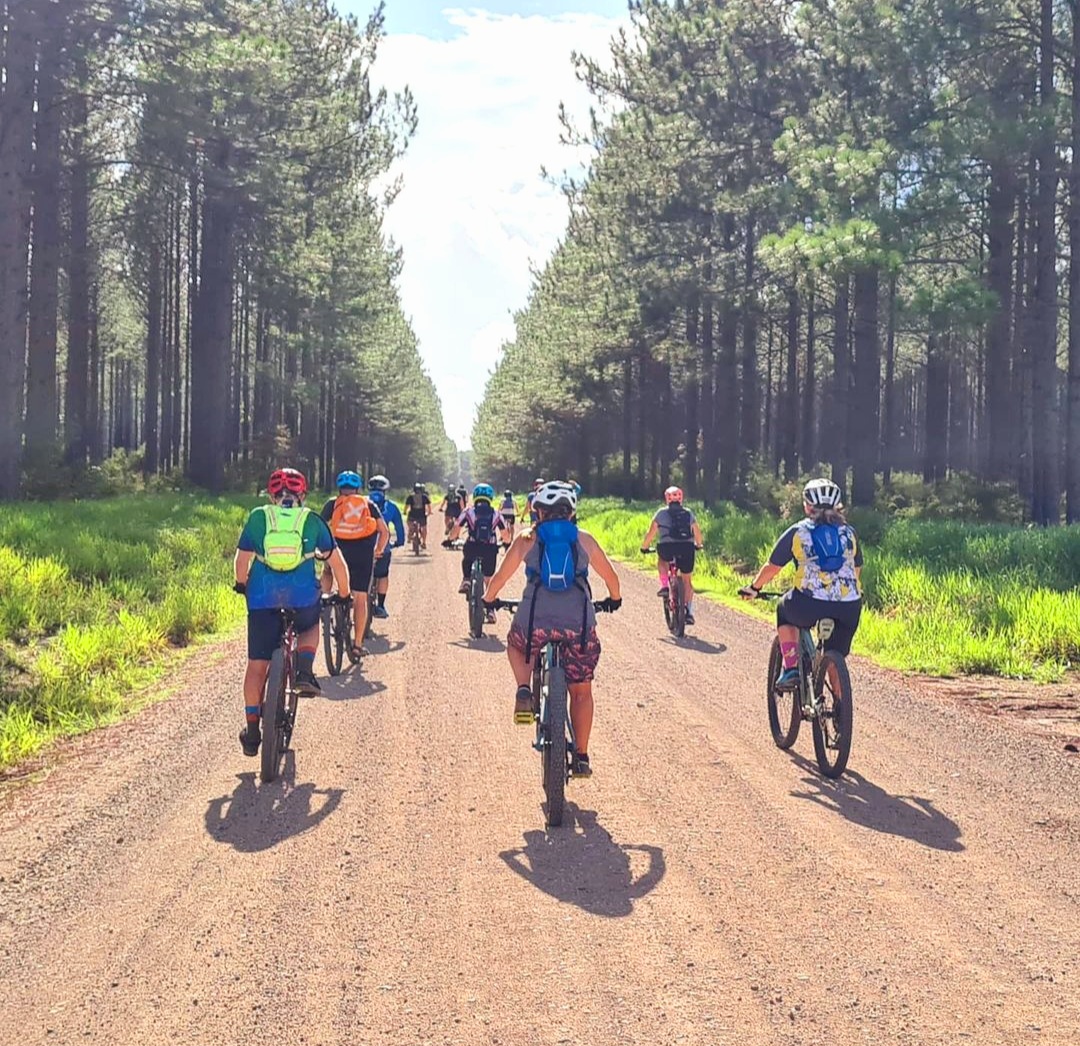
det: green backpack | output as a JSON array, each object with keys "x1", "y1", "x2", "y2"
[{"x1": 256, "y1": 505, "x2": 314, "y2": 572}]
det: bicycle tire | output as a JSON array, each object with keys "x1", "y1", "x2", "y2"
[
  {"x1": 672, "y1": 575, "x2": 686, "y2": 638},
  {"x1": 341, "y1": 601, "x2": 359, "y2": 665},
  {"x1": 261, "y1": 647, "x2": 286, "y2": 783},
  {"x1": 812, "y1": 650, "x2": 853, "y2": 778},
  {"x1": 542, "y1": 657, "x2": 568, "y2": 827},
  {"x1": 766, "y1": 637, "x2": 800, "y2": 748},
  {"x1": 364, "y1": 574, "x2": 376, "y2": 640},
  {"x1": 468, "y1": 560, "x2": 485, "y2": 638},
  {"x1": 411, "y1": 529, "x2": 420, "y2": 556},
  {"x1": 321, "y1": 603, "x2": 341, "y2": 677}
]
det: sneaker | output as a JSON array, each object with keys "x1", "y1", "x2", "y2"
[
  {"x1": 513, "y1": 685, "x2": 534, "y2": 725},
  {"x1": 572, "y1": 753, "x2": 592, "y2": 778},
  {"x1": 372, "y1": 605, "x2": 389, "y2": 619},
  {"x1": 485, "y1": 608, "x2": 497, "y2": 624},
  {"x1": 295, "y1": 669, "x2": 321, "y2": 696},
  {"x1": 657, "y1": 586, "x2": 669, "y2": 598},
  {"x1": 685, "y1": 611, "x2": 695, "y2": 626},
  {"x1": 239, "y1": 724, "x2": 261, "y2": 757},
  {"x1": 458, "y1": 579, "x2": 469, "y2": 594},
  {"x1": 775, "y1": 667, "x2": 800, "y2": 691}
]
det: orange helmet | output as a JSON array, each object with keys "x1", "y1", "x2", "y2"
[
  {"x1": 267, "y1": 467, "x2": 307, "y2": 497},
  {"x1": 664, "y1": 486, "x2": 683, "y2": 504}
]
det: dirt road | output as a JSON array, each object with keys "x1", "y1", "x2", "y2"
[{"x1": 3, "y1": 546, "x2": 1079, "y2": 1045}]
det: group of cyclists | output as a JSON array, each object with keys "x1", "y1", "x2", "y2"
[{"x1": 233, "y1": 467, "x2": 863, "y2": 775}]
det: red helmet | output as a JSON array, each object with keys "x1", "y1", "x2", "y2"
[
  {"x1": 267, "y1": 467, "x2": 307, "y2": 497},
  {"x1": 665, "y1": 486, "x2": 683, "y2": 504}
]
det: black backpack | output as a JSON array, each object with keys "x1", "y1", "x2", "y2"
[
  {"x1": 667, "y1": 503, "x2": 693, "y2": 542},
  {"x1": 472, "y1": 503, "x2": 495, "y2": 544}
]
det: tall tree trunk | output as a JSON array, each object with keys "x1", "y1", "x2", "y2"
[
  {"x1": 144, "y1": 238, "x2": 163, "y2": 475},
  {"x1": 0, "y1": 0, "x2": 36, "y2": 496},
  {"x1": 1068, "y1": 0, "x2": 1080, "y2": 521},
  {"x1": 828, "y1": 275, "x2": 850, "y2": 492},
  {"x1": 801, "y1": 288, "x2": 816, "y2": 470},
  {"x1": 683, "y1": 297, "x2": 700, "y2": 495},
  {"x1": 700, "y1": 287, "x2": 716, "y2": 506},
  {"x1": 738, "y1": 213, "x2": 758, "y2": 490},
  {"x1": 65, "y1": 55, "x2": 91, "y2": 467},
  {"x1": 782, "y1": 286, "x2": 799, "y2": 480},
  {"x1": 621, "y1": 354, "x2": 632, "y2": 501},
  {"x1": 717, "y1": 214, "x2": 738, "y2": 498},
  {"x1": 924, "y1": 330, "x2": 949, "y2": 483},
  {"x1": 24, "y1": 7, "x2": 64, "y2": 465},
  {"x1": 850, "y1": 266, "x2": 880, "y2": 506},
  {"x1": 881, "y1": 273, "x2": 897, "y2": 487},
  {"x1": 1032, "y1": 1, "x2": 1060, "y2": 524},
  {"x1": 1015, "y1": 166, "x2": 1034, "y2": 507},
  {"x1": 986, "y1": 159, "x2": 1017, "y2": 481}
]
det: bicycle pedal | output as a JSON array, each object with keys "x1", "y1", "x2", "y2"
[{"x1": 515, "y1": 711, "x2": 535, "y2": 725}]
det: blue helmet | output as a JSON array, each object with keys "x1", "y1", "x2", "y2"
[
  {"x1": 473, "y1": 483, "x2": 495, "y2": 502},
  {"x1": 336, "y1": 470, "x2": 362, "y2": 490}
]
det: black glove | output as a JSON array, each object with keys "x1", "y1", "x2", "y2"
[
  {"x1": 482, "y1": 597, "x2": 499, "y2": 610},
  {"x1": 695, "y1": 545, "x2": 704, "y2": 551},
  {"x1": 598, "y1": 597, "x2": 622, "y2": 613},
  {"x1": 738, "y1": 585, "x2": 760, "y2": 600},
  {"x1": 233, "y1": 581, "x2": 247, "y2": 595},
  {"x1": 441, "y1": 539, "x2": 454, "y2": 549},
  {"x1": 640, "y1": 547, "x2": 650, "y2": 555}
]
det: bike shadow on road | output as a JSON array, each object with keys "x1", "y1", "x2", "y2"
[
  {"x1": 660, "y1": 635, "x2": 727, "y2": 655},
  {"x1": 447, "y1": 635, "x2": 505, "y2": 653},
  {"x1": 204, "y1": 759, "x2": 344, "y2": 853},
  {"x1": 366, "y1": 635, "x2": 405, "y2": 656},
  {"x1": 787, "y1": 753, "x2": 964, "y2": 852},
  {"x1": 317, "y1": 669, "x2": 388, "y2": 700},
  {"x1": 499, "y1": 805, "x2": 666, "y2": 917}
]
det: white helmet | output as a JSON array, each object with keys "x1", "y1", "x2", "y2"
[
  {"x1": 803, "y1": 477, "x2": 842, "y2": 508},
  {"x1": 368, "y1": 474, "x2": 389, "y2": 491},
  {"x1": 532, "y1": 480, "x2": 578, "y2": 511}
]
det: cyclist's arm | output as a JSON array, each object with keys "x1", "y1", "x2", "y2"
[
  {"x1": 692, "y1": 520, "x2": 704, "y2": 545},
  {"x1": 374, "y1": 516, "x2": 390, "y2": 557},
  {"x1": 748, "y1": 563, "x2": 782, "y2": 591},
  {"x1": 641, "y1": 521, "x2": 658, "y2": 549},
  {"x1": 484, "y1": 533, "x2": 530, "y2": 599},
  {"x1": 576, "y1": 530, "x2": 621, "y2": 601},
  {"x1": 234, "y1": 549, "x2": 255, "y2": 585},
  {"x1": 749, "y1": 528, "x2": 796, "y2": 590},
  {"x1": 425, "y1": 498, "x2": 433, "y2": 516},
  {"x1": 391, "y1": 508, "x2": 405, "y2": 546},
  {"x1": 448, "y1": 511, "x2": 467, "y2": 542},
  {"x1": 327, "y1": 546, "x2": 350, "y2": 598}
]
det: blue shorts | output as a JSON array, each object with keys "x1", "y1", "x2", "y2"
[{"x1": 247, "y1": 604, "x2": 320, "y2": 661}]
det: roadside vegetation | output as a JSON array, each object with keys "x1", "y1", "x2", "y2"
[
  {"x1": 0, "y1": 495, "x2": 252, "y2": 769},
  {"x1": 580, "y1": 493, "x2": 1080, "y2": 683}
]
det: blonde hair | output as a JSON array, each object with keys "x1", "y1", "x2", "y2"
[{"x1": 806, "y1": 504, "x2": 846, "y2": 526}]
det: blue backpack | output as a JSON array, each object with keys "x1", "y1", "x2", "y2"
[
  {"x1": 807, "y1": 522, "x2": 847, "y2": 574},
  {"x1": 530, "y1": 519, "x2": 588, "y2": 591}
]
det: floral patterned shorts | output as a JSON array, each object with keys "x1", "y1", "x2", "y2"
[{"x1": 507, "y1": 624, "x2": 601, "y2": 684}]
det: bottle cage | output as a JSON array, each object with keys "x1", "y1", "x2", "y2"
[{"x1": 817, "y1": 619, "x2": 836, "y2": 642}]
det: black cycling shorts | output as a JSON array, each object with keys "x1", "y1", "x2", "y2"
[
  {"x1": 373, "y1": 551, "x2": 392, "y2": 580},
  {"x1": 247, "y1": 605, "x2": 320, "y2": 661},
  {"x1": 776, "y1": 590, "x2": 862, "y2": 656},
  {"x1": 338, "y1": 536, "x2": 376, "y2": 593},
  {"x1": 462, "y1": 540, "x2": 499, "y2": 579},
  {"x1": 657, "y1": 541, "x2": 696, "y2": 574},
  {"x1": 407, "y1": 511, "x2": 427, "y2": 525}
]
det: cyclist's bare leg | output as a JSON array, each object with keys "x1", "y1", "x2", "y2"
[
  {"x1": 352, "y1": 591, "x2": 368, "y2": 648},
  {"x1": 243, "y1": 660, "x2": 271, "y2": 711},
  {"x1": 507, "y1": 643, "x2": 532, "y2": 686},
  {"x1": 377, "y1": 577, "x2": 389, "y2": 596},
  {"x1": 569, "y1": 681, "x2": 594, "y2": 755},
  {"x1": 320, "y1": 564, "x2": 333, "y2": 596}
]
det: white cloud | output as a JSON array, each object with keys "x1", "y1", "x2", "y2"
[{"x1": 372, "y1": 8, "x2": 626, "y2": 447}]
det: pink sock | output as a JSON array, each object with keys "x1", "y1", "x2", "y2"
[
  {"x1": 780, "y1": 641, "x2": 799, "y2": 669},
  {"x1": 658, "y1": 562, "x2": 670, "y2": 586}
]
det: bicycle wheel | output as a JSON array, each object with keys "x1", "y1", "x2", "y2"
[
  {"x1": 671, "y1": 575, "x2": 686, "y2": 638},
  {"x1": 411, "y1": 528, "x2": 420, "y2": 556},
  {"x1": 321, "y1": 602, "x2": 341, "y2": 676},
  {"x1": 340, "y1": 601, "x2": 359, "y2": 665},
  {"x1": 812, "y1": 650, "x2": 853, "y2": 779},
  {"x1": 468, "y1": 560, "x2": 485, "y2": 638},
  {"x1": 260, "y1": 647, "x2": 286, "y2": 783},
  {"x1": 766, "y1": 637, "x2": 800, "y2": 749},
  {"x1": 364, "y1": 574, "x2": 376, "y2": 640},
  {"x1": 542, "y1": 657, "x2": 568, "y2": 827}
]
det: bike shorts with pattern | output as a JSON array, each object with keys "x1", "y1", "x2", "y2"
[{"x1": 507, "y1": 624, "x2": 601, "y2": 684}]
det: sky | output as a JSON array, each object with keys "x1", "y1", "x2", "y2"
[{"x1": 339, "y1": 1, "x2": 630, "y2": 447}]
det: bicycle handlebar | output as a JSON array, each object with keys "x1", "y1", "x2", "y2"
[{"x1": 485, "y1": 598, "x2": 620, "y2": 614}]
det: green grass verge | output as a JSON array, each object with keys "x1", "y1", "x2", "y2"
[
  {"x1": 578, "y1": 498, "x2": 1080, "y2": 683},
  {"x1": 0, "y1": 494, "x2": 255, "y2": 769}
]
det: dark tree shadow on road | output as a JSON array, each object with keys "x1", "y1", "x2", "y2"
[
  {"x1": 499, "y1": 805, "x2": 666, "y2": 916},
  {"x1": 788, "y1": 752, "x2": 964, "y2": 852},
  {"x1": 204, "y1": 758, "x2": 343, "y2": 852}
]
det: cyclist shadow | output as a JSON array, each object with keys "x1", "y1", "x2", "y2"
[
  {"x1": 499, "y1": 805, "x2": 666, "y2": 917},
  {"x1": 661, "y1": 635, "x2": 727, "y2": 655},
  {"x1": 318, "y1": 670, "x2": 387, "y2": 700},
  {"x1": 365, "y1": 635, "x2": 405, "y2": 656},
  {"x1": 787, "y1": 753, "x2": 964, "y2": 852},
  {"x1": 204, "y1": 760, "x2": 344, "y2": 853},
  {"x1": 448, "y1": 636, "x2": 505, "y2": 653}
]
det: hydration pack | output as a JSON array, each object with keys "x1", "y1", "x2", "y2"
[
  {"x1": 666, "y1": 503, "x2": 693, "y2": 542},
  {"x1": 530, "y1": 519, "x2": 588, "y2": 592},
  {"x1": 329, "y1": 494, "x2": 376, "y2": 540},
  {"x1": 807, "y1": 521, "x2": 847, "y2": 574},
  {"x1": 256, "y1": 505, "x2": 313, "y2": 572},
  {"x1": 471, "y1": 503, "x2": 496, "y2": 544}
]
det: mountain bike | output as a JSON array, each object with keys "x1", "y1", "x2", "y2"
[
  {"x1": 320, "y1": 593, "x2": 354, "y2": 676},
  {"x1": 751, "y1": 591, "x2": 853, "y2": 779},
  {"x1": 643, "y1": 547, "x2": 700, "y2": 638},
  {"x1": 466, "y1": 555, "x2": 486, "y2": 638},
  {"x1": 489, "y1": 599, "x2": 617, "y2": 827},
  {"x1": 364, "y1": 566, "x2": 378, "y2": 640},
  {"x1": 261, "y1": 607, "x2": 305, "y2": 783},
  {"x1": 408, "y1": 519, "x2": 422, "y2": 556}
]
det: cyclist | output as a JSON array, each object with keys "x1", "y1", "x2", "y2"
[
  {"x1": 640, "y1": 486, "x2": 705, "y2": 626},
  {"x1": 499, "y1": 489, "x2": 518, "y2": 544},
  {"x1": 438, "y1": 484, "x2": 466, "y2": 536},
  {"x1": 525, "y1": 477, "x2": 545, "y2": 524},
  {"x1": 368, "y1": 475, "x2": 404, "y2": 618},
  {"x1": 445, "y1": 483, "x2": 507, "y2": 622},
  {"x1": 320, "y1": 472, "x2": 390, "y2": 654},
  {"x1": 404, "y1": 482, "x2": 432, "y2": 549},
  {"x1": 482, "y1": 481, "x2": 621, "y2": 778},
  {"x1": 739, "y1": 477, "x2": 863, "y2": 689},
  {"x1": 234, "y1": 467, "x2": 349, "y2": 756}
]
